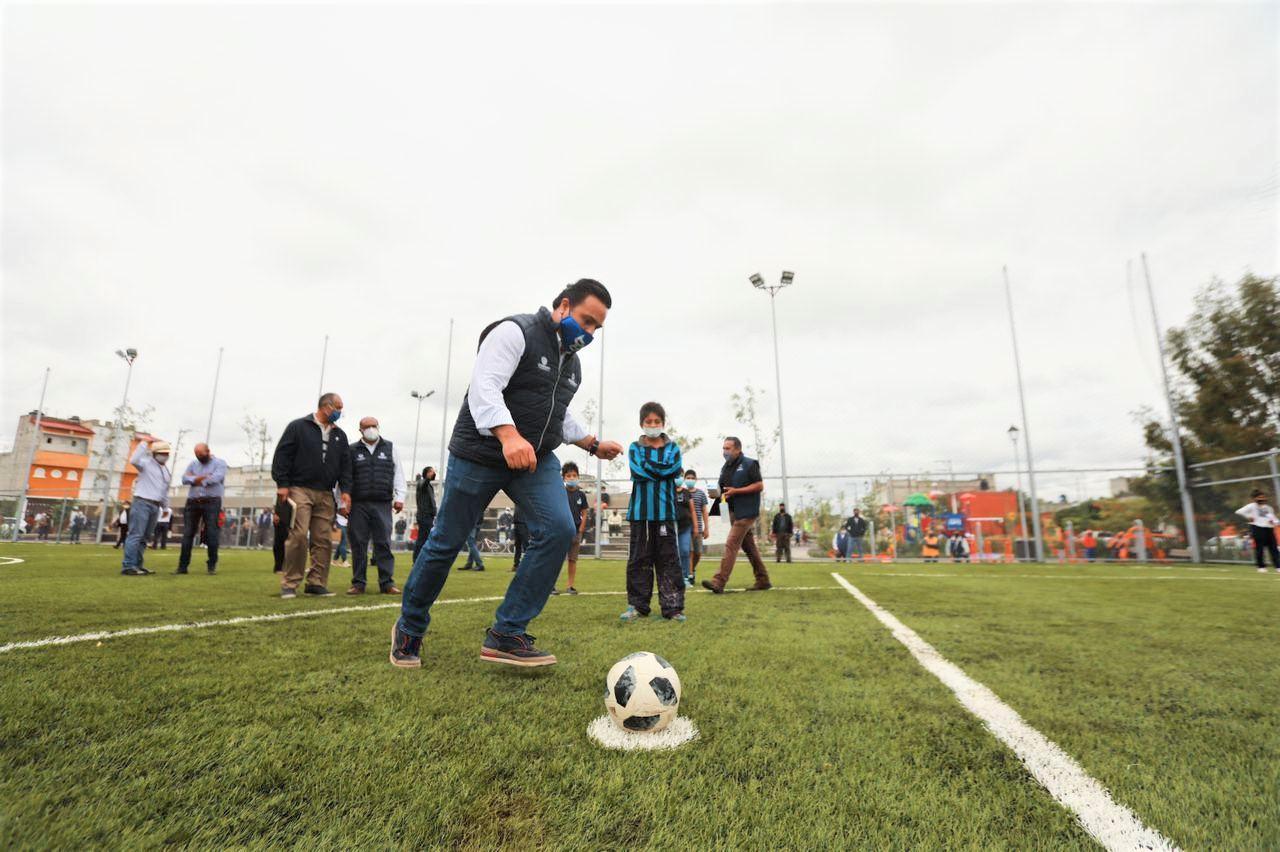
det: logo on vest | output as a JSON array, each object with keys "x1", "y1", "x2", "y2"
[
  {"x1": 566, "y1": 374, "x2": 578, "y2": 388},
  {"x1": 537, "y1": 355, "x2": 551, "y2": 372}
]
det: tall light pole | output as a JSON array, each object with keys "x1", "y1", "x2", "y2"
[
  {"x1": 594, "y1": 329, "x2": 607, "y2": 559},
  {"x1": 438, "y1": 319, "x2": 454, "y2": 482},
  {"x1": 12, "y1": 367, "x2": 50, "y2": 542},
  {"x1": 409, "y1": 389, "x2": 435, "y2": 481},
  {"x1": 1139, "y1": 254, "x2": 1201, "y2": 562},
  {"x1": 1002, "y1": 267, "x2": 1044, "y2": 561},
  {"x1": 750, "y1": 270, "x2": 793, "y2": 511},
  {"x1": 317, "y1": 334, "x2": 329, "y2": 398},
  {"x1": 1007, "y1": 425, "x2": 1030, "y2": 560},
  {"x1": 95, "y1": 348, "x2": 138, "y2": 544},
  {"x1": 205, "y1": 346, "x2": 223, "y2": 444}
]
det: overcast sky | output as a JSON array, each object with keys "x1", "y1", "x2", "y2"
[{"x1": 3, "y1": 2, "x2": 1276, "y2": 503}]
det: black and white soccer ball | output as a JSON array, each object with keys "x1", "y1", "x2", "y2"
[{"x1": 604, "y1": 651, "x2": 681, "y2": 733}]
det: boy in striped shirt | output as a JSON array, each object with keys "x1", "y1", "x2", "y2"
[{"x1": 620, "y1": 401, "x2": 687, "y2": 622}]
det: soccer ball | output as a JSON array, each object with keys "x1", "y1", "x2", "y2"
[{"x1": 604, "y1": 652, "x2": 681, "y2": 733}]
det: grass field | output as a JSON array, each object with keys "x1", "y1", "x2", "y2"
[{"x1": 1, "y1": 543, "x2": 1277, "y2": 849}]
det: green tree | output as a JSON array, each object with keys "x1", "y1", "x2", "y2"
[{"x1": 1133, "y1": 273, "x2": 1279, "y2": 528}]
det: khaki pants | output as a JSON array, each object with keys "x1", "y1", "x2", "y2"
[
  {"x1": 712, "y1": 515, "x2": 771, "y2": 590},
  {"x1": 282, "y1": 486, "x2": 336, "y2": 591}
]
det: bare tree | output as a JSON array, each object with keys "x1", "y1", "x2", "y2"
[
  {"x1": 730, "y1": 383, "x2": 780, "y2": 470},
  {"x1": 240, "y1": 415, "x2": 273, "y2": 508}
]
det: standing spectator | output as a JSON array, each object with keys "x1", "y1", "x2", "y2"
[
  {"x1": 460, "y1": 514, "x2": 487, "y2": 571},
  {"x1": 552, "y1": 461, "x2": 589, "y2": 595},
  {"x1": 771, "y1": 502, "x2": 794, "y2": 563},
  {"x1": 620, "y1": 402, "x2": 686, "y2": 622},
  {"x1": 69, "y1": 508, "x2": 85, "y2": 544},
  {"x1": 496, "y1": 507, "x2": 513, "y2": 546},
  {"x1": 175, "y1": 443, "x2": 228, "y2": 575},
  {"x1": 345, "y1": 416, "x2": 406, "y2": 596},
  {"x1": 672, "y1": 472, "x2": 696, "y2": 589},
  {"x1": 686, "y1": 470, "x2": 709, "y2": 583},
  {"x1": 843, "y1": 509, "x2": 868, "y2": 561},
  {"x1": 702, "y1": 436, "x2": 771, "y2": 594},
  {"x1": 272, "y1": 493, "x2": 293, "y2": 573},
  {"x1": 921, "y1": 529, "x2": 941, "y2": 563},
  {"x1": 35, "y1": 511, "x2": 51, "y2": 541},
  {"x1": 120, "y1": 440, "x2": 172, "y2": 576},
  {"x1": 334, "y1": 512, "x2": 350, "y2": 566},
  {"x1": 271, "y1": 393, "x2": 353, "y2": 599},
  {"x1": 509, "y1": 507, "x2": 527, "y2": 572},
  {"x1": 390, "y1": 279, "x2": 623, "y2": 669},
  {"x1": 395, "y1": 516, "x2": 408, "y2": 549},
  {"x1": 1080, "y1": 529, "x2": 1099, "y2": 562},
  {"x1": 256, "y1": 508, "x2": 273, "y2": 547},
  {"x1": 413, "y1": 466, "x2": 438, "y2": 562},
  {"x1": 151, "y1": 506, "x2": 172, "y2": 549},
  {"x1": 834, "y1": 528, "x2": 849, "y2": 562},
  {"x1": 113, "y1": 502, "x2": 130, "y2": 548},
  {"x1": 1237, "y1": 489, "x2": 1279, "y2": 573},
  {"x1": 948, "y1": 531, "x2": 970, "y2": 563}
]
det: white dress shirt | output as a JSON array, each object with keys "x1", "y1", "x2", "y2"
[
  {"x1": 129, "y1": 443, "x2": 172, "y2": 506},
  {"x1": 1237, "y1": 502, "x2": 1278, "y2": 529},
  {"x1": 358, "y1": 438, "x2": 407, "y2": 504},
  {"x1": 467, "y1": 321, "x2": 589, "y2": 444}
]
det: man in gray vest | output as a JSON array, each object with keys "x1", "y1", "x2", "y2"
[
  {"x1": 346, "y1": 416, "x2": 406, "y2": 595},
  {"x1": 391, "y1": 279, "x2": 623, "y2": 670}
]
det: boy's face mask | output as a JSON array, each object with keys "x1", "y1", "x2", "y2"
[
  {"x1": 685, "y1": 478, "x2": 696, "y2": 487},
  {"x1": 564, "y1": 478, "x2": 579, "y2": 489},
  {"x1": 642, "y1": 426, "x2": 664, "y2": 439}
]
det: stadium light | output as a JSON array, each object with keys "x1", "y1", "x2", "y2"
[
  {"x1": 410, "y1": 389, "x2": 436, "y2": 481},
  {"x1": 749, "y1": 271, "x2": 794, "y2": 511},
  {"x1": 1001, "y1": 267, "x2": 1045, "y2": 562},
  {"x1": 96, "y1": 347, "x2": 139, "y2": 544}
]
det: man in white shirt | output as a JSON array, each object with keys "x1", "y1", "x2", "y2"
[
  {"x1": 121, "y1": 439, "x2": 172, "y2": 576},
  {"x1": 391, "y1": 279, "x2": 624, "y2": 670},
  {"x1": 1237, "y1": 489, "x2": 1279, "y2": 573},
  {"x1": 346, "y1": 416, "x2": 407, "y2": 595}
]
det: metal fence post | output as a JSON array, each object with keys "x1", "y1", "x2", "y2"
[
  {"x1": 1135, "y1": 519, "x2": 1147, "y2": 563},
  {"x1": 1065, "y1": 521, "x2": 1075, "y2": 562}
]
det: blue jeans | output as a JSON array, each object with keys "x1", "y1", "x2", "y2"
[
  {"x1": 399, "y1": 452, "x2": 575, "y2": 638},
  {"x1": 465, "y1": 528, "x2": 485, "y2": 568},
  {"x1": 843, "y1": 536, "x2": 864, "y2": 560},
  {"x1": 121, "y1": 500, "x2": 161, "y2": 571},
  {"x1": 677, "y1": 526, "x2": 692, "y2": 583}
]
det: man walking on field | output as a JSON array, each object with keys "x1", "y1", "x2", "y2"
[
  {"x1": 391, "y1": 279, "x2": 623, "y2": 670},
  {"x1": 702, "y1": 437, "x2": 771, "y2": 593}
]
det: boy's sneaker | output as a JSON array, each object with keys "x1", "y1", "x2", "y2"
[
  {"x1": 304, "y1": 585, "x2": 335, "y2": 597},
  {"x1": 619, "y1": 606, "x2": 648, "y2": 622},
  {"x1": 1260, "y1": 568, "x2": 1268, "y2": 573},
  {"x1": 280, "y1": 588, "x2": 297, "y2": 599},
  {"x1": 684, "y1": 578, "x2": 694, "y2": 589},
  {"x1": 121, "y1": 567, "x2": 146, "y2": 576},
  {"x1": 480, "y1": 629, "x2": 556, "y2": 667},
  {"x1": 668, "y1": 612, "x2": 687, "y2": 622},
  {"x1": 458, "y1": 564, "x2": 473, "y2": 571},
  {"x1": 389, "y1": 621, "x2": 423, "y2": 669},
  {"x1": 566, "y1": 587, "x2": 579, "y2": 595},
  {"x1": 473, "y1": 566, "x2": 485, "y2": 572},
  {"x1": 550, "y1": 588, "x2": 561, "y2": 596}
]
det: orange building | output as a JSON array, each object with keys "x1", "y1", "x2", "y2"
[
  {"x1": 116, "y1": 432, "x2": 160, "y2": 501},
  {"x1": 15, "y1": 415, "x2": 95, "y2": 499}
]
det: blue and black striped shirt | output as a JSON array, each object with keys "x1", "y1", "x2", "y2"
[{"x1": 626, "y1": 438, "x2": 684, "y2": 522}]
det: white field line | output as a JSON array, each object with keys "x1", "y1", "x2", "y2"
[
  {"x1": 854, "y1": 571, "x2": 1271, "y2": 582},
  {"x1": 0, "y1": 585, "x2": 838, "y2": 655},
  {"x1": 831, "y1": 572, "x2": 1178, "y2": 852},
  {"x1": 0, "y1": 556, "x2": 25, "y2": 566}
]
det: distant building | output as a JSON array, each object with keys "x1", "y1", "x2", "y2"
[
  {"x1": 883, "y1": 474, "x2": 997, "y2": 507},
  {"x1": 0, "y1": 412, "x2": 95, "y2": 499},
  {"x1": 1109, "y1": 477, "x2": 1133, "y2": 497}
]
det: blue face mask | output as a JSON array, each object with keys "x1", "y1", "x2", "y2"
[
  {"x1": 328, "y1": 408, "x2": 342, "y2": 424},
  {"x1": 564, "y1": 479, "x2": 579, "y2": 489},
  {"x1": 559, "y1": 313, "x2": 593, "y2": 353}
]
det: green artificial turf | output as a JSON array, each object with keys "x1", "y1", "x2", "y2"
[{"x1": 0, "y1": 543, "x2": 1275, "y2": 849}]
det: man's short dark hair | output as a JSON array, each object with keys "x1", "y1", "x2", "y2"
[
  {"x1": 562, "y1": 461, "x2": 579, "y2": 475},
  {"x1": 685, "y1": 469, "x2": 696, "y2": 478},
  {"x1": 318, "y1": 392, "x2": 339, "y2": 408},
  {"x1": 639, "y1": 401, "x2": 666, "y2": 424},
  {"x1": 1253, "y1": 488, "x2": 1266, "y2": 498},
  {"x1": 725, "y1": 436, "x2": 742, "y2": 450},
  {"x1": 553, "y1": 278, "x2": 612, "y2": 310},
  {"x1": 423, "y1": 466, "x2": 434, "y2": 477}
]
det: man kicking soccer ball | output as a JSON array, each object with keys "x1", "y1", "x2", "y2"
[{"x1": 390, "y1": 280, "x2": 623, "y2": 669}]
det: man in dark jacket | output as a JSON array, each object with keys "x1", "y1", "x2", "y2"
[
  {"x1": 413, "y1": 466, "x2": 438, "y2": 561},
  {"x1": 391, "y1": 280, "x2": 623, "y2": 670},
  {"x1": 345, "y1": 415, "x2": 405, "y2": 596},
  {"x1": 271, "y1": 392, "x2": 353, "y2": 598},
  {"x1": 771, "y1": 503, "x2": 794, "y2": 563},
  {"x1": 703, "y1": 437, "x2": 772, "y2": 593},
  {"x1": 843, "y1": 509, "x2": 868, "y2": 561}
]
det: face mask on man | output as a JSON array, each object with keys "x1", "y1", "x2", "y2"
[
  {"x1": 327, "y1": 407, "x2": 342, "y2": 424},
  {"x1": 685, "y1": 478, "x2": 696, "y2": 488},
  {"x1": 642, "y1": 426, "x2": 664, "y2": 439},
  {"x1": 155, "y1": 455, "x2": 169, "y2": 465},
  {"x1": 559, "y1": 313, "x2": 594, "y2": 354},
  {"x1": 362, "y1": 427, "x2": 379, "y2": 442}
]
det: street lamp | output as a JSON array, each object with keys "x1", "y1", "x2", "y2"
[
  {"x1": 750, "y1": 270, "x2": 794, "y2": 511},
  {"x1": 95, "y1": 348, "x2": 138, "y2": 543},
  {"x1": 1007, "y1": 425, "x2": 1030, "y2": 561},
  {"x1": 410, "y1": 389, "x2": 435, "y2": 482}
]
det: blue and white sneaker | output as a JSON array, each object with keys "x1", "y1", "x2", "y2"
[{"x1": 619, "y1": 606, "x2": 648, "y2": 623}]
